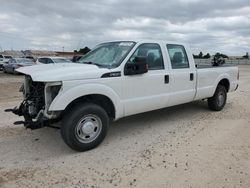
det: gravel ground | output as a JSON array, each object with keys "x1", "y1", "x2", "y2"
[{"x1": 0, "y1": 66, "x2": 250, "y2": 188}]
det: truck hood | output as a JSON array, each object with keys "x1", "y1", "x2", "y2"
[{"x1": 16, "y1": 63, "x2": 109, "y2": 82}]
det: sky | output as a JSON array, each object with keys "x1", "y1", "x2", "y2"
[{"x1": 0, "y1": 0, "x2": 249, "y2": 55}]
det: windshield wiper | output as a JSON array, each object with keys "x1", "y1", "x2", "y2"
[{"x1": 82, "y1": 61, "x2": 104, "y2": 67}]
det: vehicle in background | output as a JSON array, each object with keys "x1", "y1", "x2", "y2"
[
  {"x1": 36, "y1": 57, "x2": 72, "y2": 64},
  {"x1": 72, "y1": 55, "x2": 84, "y2": 62},
  {"x1": 3, "y1": 58, "x2": 35, "y2": 74},
  {"x1": 0, "y1": 55, "x2": 12, "y2": 70},
  {"x1": 22, "y1": 56, "x2": 36, "y2": 62}
]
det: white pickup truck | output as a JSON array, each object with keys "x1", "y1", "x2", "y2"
[{"x1": 7, "y1": 40, "x2": 239, "y2": 151}]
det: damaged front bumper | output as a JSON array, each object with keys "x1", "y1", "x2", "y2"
[
  {"x1": 5, "y1": 101, "x2": 49, "y2": 129},
  {"x1": 5, "y1": 77, "x2": 62, "y2": 130}
]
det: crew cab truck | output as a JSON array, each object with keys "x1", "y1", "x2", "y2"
[{"x1": 7, "y1": 40, "x2": 239, "y2": 151}]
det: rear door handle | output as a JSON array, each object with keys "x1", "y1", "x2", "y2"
[
  {"x1": 190, "y1": 73, "x2": 194, "y2": 81},
  {"x1": 165, "y1": 75, "x2": 169, "y2": 84}
]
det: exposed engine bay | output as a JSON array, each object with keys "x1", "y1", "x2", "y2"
[{"x1": 6, "y1": 75, "x2": 62, "y2": 129}]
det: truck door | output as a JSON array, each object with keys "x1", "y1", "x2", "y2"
[
  {"x1": 166, "y1": 44, "x2": 196, "y2": 106},
  {"x1": 122, "y1": 43, "x2": 170, "y2": 116}
]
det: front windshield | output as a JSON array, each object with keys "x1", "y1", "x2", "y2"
[
  {"x1": 78, "y1": 41, "x2": 135, "y2": 68},
  {"x1": 52, "y1": 58, "x2": 72, "y2": 63}
]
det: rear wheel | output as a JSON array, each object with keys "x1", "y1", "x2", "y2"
[
  {"x1": 208, "y1": 85, "x2": 227, "y2": 111},
  {"x1": 61, "y1": 103, "x2": 109, "y2": 151}
]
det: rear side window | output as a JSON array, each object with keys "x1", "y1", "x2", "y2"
[{"x1": 166, "y1": 44, "x2": 189, "y2": 69}]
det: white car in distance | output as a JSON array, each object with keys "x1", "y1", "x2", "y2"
[{"x1": 36, "y1": 57, "x2": 72, "y2": 64}]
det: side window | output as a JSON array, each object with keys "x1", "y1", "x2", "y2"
[
  {"x1": 129, "y1": 43, "x2": 164, "y2": 70},
  {"x1": 43, "y1": 58, "x2": 49, "y2": 64},
  {"x1": 40, "y1": 58, "x2": 50, "y2": 64},
  {"x1": 38, "y1": 58, "x2": 44, "y2": 63},
  {"x1": 47, "y1": 58, "x2": 54, "y2": 64},
  {"x1": 167, "y1": 44, "x2": 189, "y2": 69}
]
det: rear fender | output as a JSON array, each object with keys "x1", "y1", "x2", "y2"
[{"x1": 212, "y1": 73, "x2": 230, "y2": 95}]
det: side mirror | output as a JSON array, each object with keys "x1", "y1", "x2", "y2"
[{"x1": 124, "y1": 56, "x2": 148, "y2": 75}]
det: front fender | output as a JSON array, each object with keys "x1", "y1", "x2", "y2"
[{"x1": 49, "y1": 83, "x2": 123, "y2": 120}]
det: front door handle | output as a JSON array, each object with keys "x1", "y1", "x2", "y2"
[
  {"x1": 165, "y1": 75, "x2": 169, "y2": 84},
  {"x1": 190, "y1": 73, "x2": 194, "y2": 81}
]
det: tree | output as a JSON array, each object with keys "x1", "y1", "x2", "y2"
[
  {"x1": 74, "y1": 46, "x2": 91, "y2": 54},
  {"x1": 198, "y1": 51, "x2": 203, "y2": 58},
  {"x1": 79, "y1": 47, "x2": 91, "y2": 54},
  {"x1": 203, "y1": 53, "x2": 211, "y2": 59},
  {"x1": 193, "y1": 54, "x2": 199, "y2": 59},
  {"x1": 220, "y1": 53, "x2": 228, "y2": 58},
  {"x1": 243, "y1": 52, "x2": 249, "y2": 59}
]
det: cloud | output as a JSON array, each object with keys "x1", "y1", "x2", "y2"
[{"x1": 0, "y1": 0, "x2": 249, "y2": 55}]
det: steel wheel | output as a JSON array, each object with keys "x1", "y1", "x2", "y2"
[
  {"x1": 217, "y1": 91, "x2": 225, "y2": 107},
  {"x1": 75, "y1": 114, "x2": 102, "y2": 143},
  {"x1": 61, "y1": 102, "x2": 109, "y2": 151}
]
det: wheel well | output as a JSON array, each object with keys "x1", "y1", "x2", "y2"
[
  {"x1": 218, "y1": 79, "x2": 230, "y2": 92},
  {"x1": 64, "y1": 94, "x2": 115, "y2": 119}
]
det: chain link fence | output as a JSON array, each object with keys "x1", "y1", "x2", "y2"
[{"x1": 194, "y1": 58, "x2": 250, "y2": 65}]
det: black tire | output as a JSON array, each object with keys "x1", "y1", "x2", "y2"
[
  {"x1": 61, "y1": 102, "x2": 109, "y2": 151},
  {"x1": 13, "y1": 69, "x2": 18, "y2": 75},
  {"x1": 208, "y1": 85, "x2": 227, "y2": 111}
]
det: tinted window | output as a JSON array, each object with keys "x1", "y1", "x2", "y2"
[
  {"x1": 39, "y1": 58, "x2": 47, "y2": 64},
  {"x1": 167, "y1": 44, "x2": 189, "y2": 69},
  {"x1": 47, "y1": 58, "x2": 54, "y2": 64},
  {"x1": 129, "y1": 43, "x2": 164, "y2": 70}
]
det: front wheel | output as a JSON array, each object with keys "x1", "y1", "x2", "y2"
[
  {"x1": 61, "y1": 103, "x2": 109, "y2": 151},
  {"x1": 208, "y1": 85, "x2": 227, "y2": 111}
]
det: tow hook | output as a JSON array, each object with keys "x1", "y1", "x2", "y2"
[
  {"x1": 5, "y1": 106, "x2": 43, "y2": 129},
  {"x1": 5, "y1": 105, "x2": 59, "y2": 130},
  {"x1": 4, "y1": 107, "x2": 21, "y2": 115}
]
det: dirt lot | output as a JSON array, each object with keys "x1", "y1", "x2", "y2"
[{"x1": 0, "y1": 66, "x2": 250, "y2": 188}]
